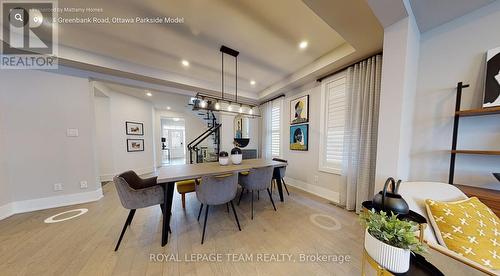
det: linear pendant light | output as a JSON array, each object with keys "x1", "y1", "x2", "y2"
[{"x1": 193, "y1": 45, "x2": 258, "y2": 117}]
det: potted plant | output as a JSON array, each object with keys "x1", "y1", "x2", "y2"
[{"x1": 360, "y1": 209, "x2": 426, "y2": 273}]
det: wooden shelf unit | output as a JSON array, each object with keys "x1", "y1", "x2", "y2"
[
  {"x1": 451, "y1": 150, "x2": 500, "y2": 155},
  {"x1": 456, "y1": 106, "x2": 500, "y2": 117},
  {"x1": 448, "y1": 82, "x2": 500, "y2": 215}
]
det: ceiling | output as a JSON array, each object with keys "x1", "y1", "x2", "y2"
[
  {"x1": 96, "y1": 81, "x2": 193, "y2": 111},
  {"x1": 409, "y1": 0, "x2": 495, "y2": 32},
  {"x1": 55, "y1": 0, "x2": 352, "y2": 98}
]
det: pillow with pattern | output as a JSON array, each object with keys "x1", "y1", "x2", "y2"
[{"x1": 425, "y1": 197, "x2": 500, "y2": 270}]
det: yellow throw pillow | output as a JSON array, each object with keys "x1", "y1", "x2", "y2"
[{"x1": 425, "y1": 197, "x2": 500, "y2": 270}]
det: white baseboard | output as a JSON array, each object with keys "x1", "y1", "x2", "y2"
[
  {"x1": 0, "y1": 202, "x2": 14, "y2": 221},
  {"x1": 100, "y1": 167, "x2": 155, "y2": 182},
  {"x1": 0, "y1": 188, "x2": 103, "y2": 221},
  {"x1": 284, "y1": 177, "x2": 340, "y2": 204}
]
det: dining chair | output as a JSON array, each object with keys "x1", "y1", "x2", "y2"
[
  {"x1": 113, "y1": 171, "x2": 164, "y2": 251},
  {"x1": 175, "y1": 178, "x2": 201, "y2": 209},
  {"x1": 237, "y1": 166, "x2": 276, "y2": 219},
  {"x1": 271, "y1": 158, "x2": 289, "y2": 196},
  {"x1": 195, "y1": 173, "x2": 241, "y2": 244}
]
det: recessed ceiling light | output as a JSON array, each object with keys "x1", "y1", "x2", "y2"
[
  {"x1": 250, "y1": 80, "x2": 256, "y2": 86},
  {"x1": 166, "y1": 106, "x2": 171, "y2": 110},
  {"x1": 181, "y1": 60, "x2": 190, "y2": 66},
  {"x1": 146, "y1": 92, "x2": 152, "y2": 97},
  {"x1": 299, "y1": 41, "x2": 308, "y2": 49}
]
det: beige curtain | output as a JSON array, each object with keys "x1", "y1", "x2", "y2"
[{"x1": 343, "y1": 55, "x2": 382, "y2": 212}]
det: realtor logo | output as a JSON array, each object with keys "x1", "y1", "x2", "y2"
[{"x1": 1, "y1": 1, "x2": 58, "y2": 69}]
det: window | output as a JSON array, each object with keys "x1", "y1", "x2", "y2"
[
  {"x1": 319, "y1": 71, "x2": 346, "y2": 174},
  {"x1": 271, "y1": 100, "x2": 281, "y2": 157}
]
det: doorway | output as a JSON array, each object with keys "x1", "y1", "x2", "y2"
[{"x1": 161, "y1": 117, "x2": 186, "y2": 165}]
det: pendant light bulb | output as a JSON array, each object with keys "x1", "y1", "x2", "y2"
[
  {"x1": 215, "y1": 102, "x2": 220, "y2": 110},
  {"x1": 239, "y1": 106, "x2": 243, "y2": 113},
  {"x1": 249, "y1": 108, "x2": 253, "y2": 115}
]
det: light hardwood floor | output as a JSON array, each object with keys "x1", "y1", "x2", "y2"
[{"x1": 0, "y1": 183, "x2": 364, "y2": 276}]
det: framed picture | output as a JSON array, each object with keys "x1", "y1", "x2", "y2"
[
  {"x1": 290, "y1": 124, "x2": 308, "y2": 151},
  {"x1": 127, "y1": 139, "x2": 144, "y2": 152},
  {"x1": 484, "y1": 46, "x2": 500, "y2": 108},
  {"x1": 290, "y1": 95, "x2": 309, "y2": 125},
  {"x1": 126, "y1": 121, "x2": 144, "y2": 135}
]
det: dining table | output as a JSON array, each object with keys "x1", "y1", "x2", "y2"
[{"x1": 155, "y1": 158, "x2": 288, "y2": 246}]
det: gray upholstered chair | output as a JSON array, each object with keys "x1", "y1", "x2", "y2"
[
  {"x1": 113, "y1": 171, "x2": 164, "y2": 251},
  {"x1": 196, "y1": 173, "x2": 241, "y2": 244},
  {"x1": 237, "y1": 166, "x2": 276, "y2": 219},
  {"x1": 271, "y1": 158, "x2": 289, "y2": 196}
]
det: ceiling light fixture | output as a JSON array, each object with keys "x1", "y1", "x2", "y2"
[
  {"x1": 181, "y1": 60, "x2": 189, "y2": 66},
  {"x1": 299, "y1": 41, "x2": 308, "y2": 49},
  {"x1": 166, "y1": 106, "x2": 171, "y2": 110},
  {"x1": 191, "y1": 45, "x2": 259, "y2": 117},
  {"x1": 146, "y1": 92, "x2": 152, "y2": 97}
]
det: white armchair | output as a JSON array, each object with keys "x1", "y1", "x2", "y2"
[{"x1": 398, "y1": 182, "x2": 498, "y2": 276}]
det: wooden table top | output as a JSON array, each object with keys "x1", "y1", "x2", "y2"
[{"x1": 155, "y1": 158, "x2": 287, "y2": 183}]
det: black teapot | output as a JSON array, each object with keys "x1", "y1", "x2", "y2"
[{"x1": 372, "y1": 177, "x2": 409, "y2": 215}]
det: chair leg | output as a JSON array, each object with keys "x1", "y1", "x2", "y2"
[
  {"x1": 270, "y1": 180, "x2": 274, "y2": 194},
  {"x1": 238, "y1": 187, "x2": 245, "y2": 206},
  {"x1": 181, "y1": 193, "x2": 186, "y2": 209},
  {"x1": 251, "y1": 190, "x2": 254, "y2": 220},
  {"x1": 230, "y1": 201, "x2": 241, "y2": 231},
  {"x1": 127, "y1": 209, "x2": 136, "y2": 226},
  {"x1": 282, "y1": 178, "x2": 290, "y2": 196},
  {"x1": 226, "y1": 203, "x2": 229, "y2": 213},
  {"x1": 201, "y1": 205, "x2": 210, "y2": 244},
  {"x1": 115, "y1": 209, "x2": 135, "y2": 251},
  {"x1": 267, "y1": 188, "x2": 277, "y2": 211},
  {"x1": 257, "y1": 191, "x2": 260, "y2": 200},
  {"x1": 197, "y1": 203, "x2": 203, "y2": 221}
]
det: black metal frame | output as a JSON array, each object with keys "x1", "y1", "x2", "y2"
[
  {"x1": 126, "y1": 139, "x2": 145, "y2": 152},
  {"x1": 125, "y1": 121, "x2": 144, "y2": 135},
  {"x1": 198, "y1": 201, "x2": 241, "y2": 244},
  {"x1": 448, "y1": 82, "x2": 470, "y2": 184}
]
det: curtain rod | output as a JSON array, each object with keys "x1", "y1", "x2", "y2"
[
  {"x1": 258, "y1": 94, "x2": 285, "y2": 106},
  {"x1": 316, "y1": 51, "x2": 383, "y2": 82}
]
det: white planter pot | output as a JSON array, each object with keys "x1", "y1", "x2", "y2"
[
  {"x1": 364, "y1": 229, "x2": 410, "y2": 273},
  {"x1": 231, "y1": 154, "x2": 242, "y2": 165}
]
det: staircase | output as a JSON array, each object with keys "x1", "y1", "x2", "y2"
[{"x1": 187, "y1": 109, "x2": 221, "y2": 164}]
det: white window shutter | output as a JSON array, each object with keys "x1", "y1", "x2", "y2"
[
  {"x1": 319, "y1": 72, "x2": 346, "y2": 174},
  {"x1": 271, "y1": 102, "x2": 281, "y2": 157}
]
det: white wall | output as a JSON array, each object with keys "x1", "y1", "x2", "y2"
[
  {"x1": 94, "y1": 95, "x2": 115, "y2": 181},
  {"x1": 410, "y1": 1, "x2": 500, "y2": 190},
  {"x1": 281, "y1": 83, "x2": 343, "y2": 204},
  {"x1": 0, "y1": 69, "x2": 102, "y2": 218},
  {"x1": 0, "y1": 107, "x2": 11, "y2": 212},
  {"x1": 107, "y1": 89, "x2": 155, "y2": 176},
  {"x1": 375, "y1": 0, "x2": 421, "y2": 192}
]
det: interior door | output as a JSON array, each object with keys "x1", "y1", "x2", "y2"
[{"x1": 169, "y1": 129, "x2": 185, "y2": 158}]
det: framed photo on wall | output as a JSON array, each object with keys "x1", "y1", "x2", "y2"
[
  {"x1": 126, "y1": 121, "x2": 144, "y2": 135},
  {"x1": 290, "y1": 95, "x2": 309, "y2": 125},
  {"x1": 127, "y1": 139, "x2": 144, "y2": 152},
  {"x1": 290, "y1": 124, "x2": 308, "y2": 151},
  {"x1": 484, "y1": 46, "x2": 500, "y2": 108}
]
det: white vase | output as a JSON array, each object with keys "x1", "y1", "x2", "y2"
[
  {"x1": 364, "y1": 229, "x2": 410, "y2": 273},
  {"x1": 231, "y1": 154, "x2": 242, "y2": 165},
  {"x1": 219, "y1": 157, "x2": 229, "y2": 166}
]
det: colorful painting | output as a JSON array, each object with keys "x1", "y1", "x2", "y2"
[
  {"x1": 290, "y1": 124, "x2": 308, "y2": 151},
  {"x1": 290, "y1": 95, "x2": 309, "y2": 125},
  {"x1": 126, "y1": 121, "x2": 144, "y2": 135},
  {"x1": 127, "y1": 139, "x2": 144, "y2": 152},
  {"x1": 484, "y1": 47, "x2": 500, "y2": 108}
]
